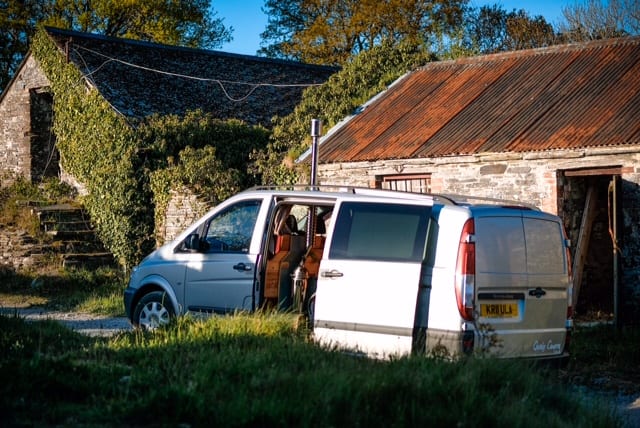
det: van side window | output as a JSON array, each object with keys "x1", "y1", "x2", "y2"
[
  {"x1": 476, "y1": 217, "x2": 526, "y2": 273},
  {"x1": 523, "y1": 218, "x2": 565, "y2": 274},
  {"x1": 330, "y1": 202, "x2": 431, "y2": 262},
  {"x1": 202, "y1": 200, "x2": 262, "y2": 253}
]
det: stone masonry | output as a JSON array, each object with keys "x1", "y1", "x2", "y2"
[
  {"x1": 158, "y1": 187, "x2": 211, "y2": 246},
  {"x1": 0, "y1": 55, "x2": 54, "y2": 186}
]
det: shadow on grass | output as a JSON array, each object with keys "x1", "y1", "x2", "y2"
[
  {"x1": 0, "y1": 313, "x2": 626, "y2": 428},
  {"x1": 0, "y1": 266, "x2": 126, "y2": 315}
]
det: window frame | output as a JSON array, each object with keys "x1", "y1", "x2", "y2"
[{"x1": 375, "y1": 173, "x2": 432, "y2": 194}]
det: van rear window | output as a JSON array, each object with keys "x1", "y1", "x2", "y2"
[
  {"x1": 475, "y1": 216, "x2": 566, "y2": 274},
  {"x1": 329, "y1": 202, "x2": 432, "y2": 262},
  {"x1": 523, "y1": 218, "x2": 566, "y2": 274},
  {"x1": 476, "y1": 217, "x2": 526, "y2": 274}
]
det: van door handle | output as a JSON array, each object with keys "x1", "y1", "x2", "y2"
[
  {"x1": 529, "y1": 287, "x2": 546, "y2": 298},
  {"x1": 321, "y1": 270, "x2": 344, "y2": 278},
  {"x1": 233, "y1": 263, "x2": 252, "y2": 272}
]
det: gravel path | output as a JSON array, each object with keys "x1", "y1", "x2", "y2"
[{"x1": 0, "y1": 305, "x2": 132, "y2": 337}]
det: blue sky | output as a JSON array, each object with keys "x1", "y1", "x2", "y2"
[{"x1": 214, "y1": 0, "x2": 572, "y2": 55}]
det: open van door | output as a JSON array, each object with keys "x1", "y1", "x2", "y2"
[
  {"x1": 183, "y1": 199, "x2": 264, "y2": 314},
  {"x1": 313, "y1": 200, "x2": 434, "y2": 358}
]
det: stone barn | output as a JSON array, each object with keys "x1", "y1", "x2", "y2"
[
  {"x1": 0, "y1": 26, "x2": 337, "y2": 187},
  {"x1": 306, "y1": 37, "x2": 640, "y2": 324}
]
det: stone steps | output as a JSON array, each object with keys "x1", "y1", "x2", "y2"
[
  {"x1": 62, "y1": 252, "x2": 115, "y2": 269},
  {"x1": 32, "y1": 204, "x2": 115, "y2": 269}
]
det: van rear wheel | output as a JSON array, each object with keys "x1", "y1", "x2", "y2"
[{"x1": 133, "y1": 291, "x2": 175, "y2": 329}]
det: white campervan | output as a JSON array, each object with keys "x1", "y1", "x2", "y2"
[{"x1": 124, "y1": 187, "x2": 572, "y2": 362}]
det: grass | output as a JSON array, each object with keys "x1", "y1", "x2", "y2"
[
  {"x1": 0, "y1": 266, "x2": 126, "y2": 316},
  {"x1": 566, "y1": 323, "x2": 640, "y2": 394},
  {"x1": 0, "y1": 313, "x2": 625, "y2": 428},
  {"x1": 0, "y1": 267, "x2": 636, "y2": 426}
]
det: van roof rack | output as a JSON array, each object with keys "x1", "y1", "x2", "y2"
[
  {"x1": 348, "y1": 187, "x2": 457, "y2": 205},
  {"x1": 436, "y1": 193, "x2": 540, "y2": 210},
  {"x1": 246, "y1": 185, "x2": 538, "y2": 210},
  {"x1": 247, "y1": 185, "x2": 456, "y2": 204}
]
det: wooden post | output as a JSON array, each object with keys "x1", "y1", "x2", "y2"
[{"x1": 572, "y1": 184, "x2": 598, "y2": 309}]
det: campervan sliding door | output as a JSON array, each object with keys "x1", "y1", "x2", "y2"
[{"x1": 313, "y1": 200, "x2": 433, "y2": 358}]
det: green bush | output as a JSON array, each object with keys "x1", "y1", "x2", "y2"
[{"x1": 0, "y1": 176, "x2": 76, "y2": 236}]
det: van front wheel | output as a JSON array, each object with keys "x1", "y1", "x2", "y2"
[{"x1": 133, "y1": 291, "x2": 175, "y2": 329}]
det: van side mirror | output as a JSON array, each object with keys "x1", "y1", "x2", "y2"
[{"x1": 185, "y1": 233, "x2": 201, "y2": 251}]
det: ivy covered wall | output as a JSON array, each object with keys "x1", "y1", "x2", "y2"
[
  {"x1": 30, "y1": 27, "x2": 270, "y2": 268},
  {"x1": 32, "y1": 27, "x2": 150, "y2": 268}
]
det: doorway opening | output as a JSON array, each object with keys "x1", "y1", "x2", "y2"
[
  {"x1": 559, "y1": 167, "x2": 623, "y2": 324},
  {"x1": 29, "y1": 87, "x2": 58, "y2": 182}
]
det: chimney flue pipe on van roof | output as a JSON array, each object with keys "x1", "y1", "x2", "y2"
[{"x1": 310, "y1": 119, "x2": 321, "y2": 190}]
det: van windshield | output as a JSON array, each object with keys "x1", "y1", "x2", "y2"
[{"x1": 329, "y1": 202, "x2": 432, "y2": 262}]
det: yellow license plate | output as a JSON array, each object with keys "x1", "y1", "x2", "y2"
[{"x1": 480, "y1": 303, "x2": 519, "y2": 318}]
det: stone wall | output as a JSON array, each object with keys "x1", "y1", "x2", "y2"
[
  {"x1": 0, "y1": 54, "x2": 52, "y2": 186},
  {"x1": 157, "y1": 187, "x2": 211, "y2": 246},
  {"x1": 0, "y1": 227, "x2": 48, "y2": 271},
  {"x1": 318, "y1": 145, "x2": 640, "y2": 322}
]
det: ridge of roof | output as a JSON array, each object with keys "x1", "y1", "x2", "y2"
[
  {"x1": 44, "y1": 26, "x2": 337, "y2": 72},
  {"x1": 423, "y1": 35, "x2": 640, "y2": 69}
]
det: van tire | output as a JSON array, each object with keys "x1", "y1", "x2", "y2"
[{"x1": 133, "y1": 291, "x2": 175, "y2": 330}]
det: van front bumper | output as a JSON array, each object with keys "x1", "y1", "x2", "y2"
[{"x1": 123, "y1": 287, "x2": 136, "y2": 321}]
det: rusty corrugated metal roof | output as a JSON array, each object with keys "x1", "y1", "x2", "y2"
[{"x1": 318, "y1": 37, "x2": 640, "y2": 163}]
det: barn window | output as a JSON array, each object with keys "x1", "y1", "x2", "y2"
[{"x1": 375, "y1": 174, "x2": 431, "y2": 193}]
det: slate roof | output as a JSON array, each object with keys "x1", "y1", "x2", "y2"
[
  {"x1": 44, "y1": 27, "x2": 337, "y2": 127},
  {"x1": 315, "y1": 36, "x2": 640, "y2": 163}
]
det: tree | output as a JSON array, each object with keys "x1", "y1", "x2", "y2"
[
  {"x1": 464, "y1": 4, "x2": 556, "y2": 54},
  {"x1": 259, "y1": 0, "x2": 467, "y2": 65},
  {"x1": 252, "y1": 39, "x2": 434, "y2": 184},
  {"x1": 0, "y1": 0, "x2": 232, "y2": 93},
  {"x1": 558, "y1": 0, "x2": 639, "y2": 42},
  {"x1": 504, "y1": 9, "x2": 556, "y2": 50},
  {"x1": 0, "y1": 0, "x2": 49, "y2": 93},
  {"x1": 42, "y1": 0, "x2": 232, "y2": 48}
]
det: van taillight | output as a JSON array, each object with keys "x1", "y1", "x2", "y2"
[{"x1": 455, "y1": 219, "x2": 475, "y2": 321}]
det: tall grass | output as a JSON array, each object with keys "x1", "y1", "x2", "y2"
[
  {"x1": 0, "y1": 266, "x2": 126, "y2": 316},
  {"x1": 568, "y1": 324, "x2": 640, "y2": 394},
  {"x1": 0, "y1": 313, "x2": 624, "y2": 427}
]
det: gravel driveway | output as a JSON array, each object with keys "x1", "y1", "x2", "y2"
[{"x1": 0, "y1": 305, "x2": 132, "y2": 337}]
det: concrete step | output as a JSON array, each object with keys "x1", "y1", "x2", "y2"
[
  {"x1": 62, "y1": 252, "x2": 116, "y2": 269},
  {"x1": 46, "y1": 229, "x2": 97, "y2": 240}
]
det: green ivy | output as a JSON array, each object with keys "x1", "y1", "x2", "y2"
[
  {"x1": 140, "y1": 112, "x2": 268, "y2": 240},
  {"x1": 253, "y1": 39, "x2": 435, "y2": 185},
  {"x1": 31, "y1": 27, "x2": 270, "y2": 268},
  {"x1": 31, "y1": 27, "x2": 151, "y2": 268}
]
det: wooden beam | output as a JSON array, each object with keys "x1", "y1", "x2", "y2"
[
  {"x1": 572, "y1": 184, "x2": 598, "y2": 309},
  {"x1": 564, "y1": 167, "x2": 632, "y2": 177}
]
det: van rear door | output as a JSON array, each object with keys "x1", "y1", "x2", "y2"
[
  {"x1": 474, "y1": 211, "x2": 569, "y2": 358},
  {"x1": 313, "y1": 200, "x2": 434, "y2": 358}
]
